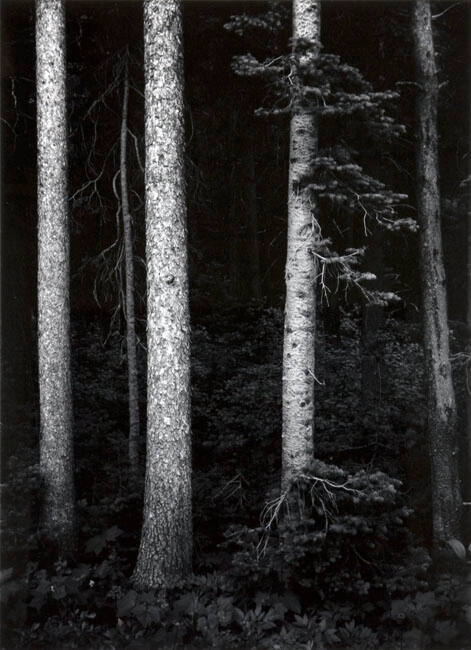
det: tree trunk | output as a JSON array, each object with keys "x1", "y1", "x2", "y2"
[
  {"x1": 412, "y1": 0, "x2": 461, "y2": 544},
  {"x1": 281, "y1": 0, "x2": 321, "y2": 490},
  {"x1": 36, "y1": 0, "x2": 75, "y2": 551},
  {"x1": 465, "y1": 197, "x2": 471, "y2": 536},
  {"x1": 120, "y1": 55, "x2": 140, "y2": 477},
  {"x1": 133, "y1": 0, "x2": 192, "y2": 589}
]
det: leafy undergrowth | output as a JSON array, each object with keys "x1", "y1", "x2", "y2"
[
  {"x1": 2, "y1": 457, "x2": 470, "y2": 649},
  {"x1": 2, "y1": 309, "x2": 470, "y2": 648}
]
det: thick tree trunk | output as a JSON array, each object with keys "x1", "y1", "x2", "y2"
[
  {"x1": 120, "y1": 56, "x2": 140, "y2": 477},
  {"x1": 133, "y1": 0, "x2": 192, "y2": 589},
  {"x1": 412, "y1": 0, "x2": 461, "y2": 544},
  {"x1": 36, "y1": 0, "x2": 75, "y2": 551},
  {"x1": 281, "y1": 0, "x2": 321, "y2": 490}
]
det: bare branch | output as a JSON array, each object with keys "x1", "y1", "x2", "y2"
[{"x1": 432, "y1": 2, "x2": 461, "y2": 20}]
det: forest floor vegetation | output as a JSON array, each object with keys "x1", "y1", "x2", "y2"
[{"x1": 2, "y1": 308, "x2": 470, "y2": 648}]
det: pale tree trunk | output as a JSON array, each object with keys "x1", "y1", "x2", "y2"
[
  {"x1": 36, "y1": 0, "x2": 75, "y2": 551},
  {"x1": 282, "y1": 0, "x2": 321, "y2": 490},
  {"x1": 412, "y1": 0, "x2": 461, "y2": 543},
  {"x1": 120, "y1": 55, "x2": 140, "y2": 477},
  {"x1": 133, "y1": 0, "x2": 192, "y2": 589}
]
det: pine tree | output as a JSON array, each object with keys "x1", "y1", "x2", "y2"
[
  {"x1": 412, "y1": 0, "x2": 461, "y2": 543},
  {"x1": 226, "y1": 1, "x2": 409, "y2": 490},
  {"x1": 133, "y1": 0, "x2": 192, "y2": 589},
  {"x1": 36, "y1": 0, "x2": 75, "y2": 551}
]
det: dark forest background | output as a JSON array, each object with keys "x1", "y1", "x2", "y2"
[{"x1": 1, "y1": 1, "x2": 471, "y2": 648}]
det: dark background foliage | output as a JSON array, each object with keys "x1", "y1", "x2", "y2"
[{"x1": 1, "y1": 1, "x2": 470, "y2": 648}]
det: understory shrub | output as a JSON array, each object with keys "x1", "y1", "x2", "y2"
[
  {"x1": 4, "y1": 310, "x2": 469, "y2": 648},
  {"x1": 224, "y1": 459, "x2": 415, "y2": 602},
  {"x1": 220, "y1": 459, "x2": 470, "y2": 648}
]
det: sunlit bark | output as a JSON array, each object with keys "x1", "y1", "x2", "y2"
[
  {"x1": 133, "y1": 0, "x2": 192, "y2": 589},
  {"x1": 36, "y1": 0, "x2": 75, "y2": 551},
  {"x1": 282, "y1": 0, "x2": 321, "y2": 490}
]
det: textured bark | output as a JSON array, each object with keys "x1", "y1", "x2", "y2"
[
  {"x1": 133, "y1": 0, "x2": 192, "y2": 589},
  {"x1": 412, "y1": 0, "x2": 461, "y2": 543},
  {"x1": 120, "y1": 56, "x2": 140, "y2": 477},
  {"x1": 36, "y1": 0, "x2": 75, "y2": 550},
  {"x1": 281, "y1": 0, "x2": 321, "y2": 490}
]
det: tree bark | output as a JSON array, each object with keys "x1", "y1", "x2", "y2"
[
  {"x1": 36, "y1": 0, "x2": 75, "y2": 551},
  {"x1": 120, "y1": 55, "x2": 140, "y2": 477},
  {"x1": 412, "y1": 0, "x2": 461, "y2": 544},
  {"x1": 281, "y1": 0, "x2": 321, "y2": 490},
  {"x1": 133, "y1": 0, "x2": 192, "y2": 589}
]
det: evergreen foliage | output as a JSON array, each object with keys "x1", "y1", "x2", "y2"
[
  {"x1": 2, "y1": 0, "x2": 470, "y2": 647},
  {"x1": 226, "y1": 6, "x2": 415, "y2": 306},
  {"x1": 2, "y1": 313, "x2": 470, "y2": 647}
]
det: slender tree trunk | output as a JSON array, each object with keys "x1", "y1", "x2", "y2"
[
  {"x1": 133, "y1": 0, "x2": 192, "y2": 589},
  {"x1": 281, "y1": 0, "x2": 321, "y2": 490},
  {"x1": 246, "y1": 138, "x2": 262, "y2": 300},
  {"x1": 412, "y1": 0, "x2": 461, "y2": 543},
  {"x1": 36, "y1": 0, "x2": 75, "y2": 551},
  {"x1": 120, "y1": 55, "x2": 140, "y2": 477}
]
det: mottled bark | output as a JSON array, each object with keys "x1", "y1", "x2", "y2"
[
  {"x1": 282, "y1": 0, "x2": 321, "y2": 490},
  {"x1": 412, "y1": 0, "x2": 461, "y2": 543},
  {"x1": 36, "y1": 0, "x2": 75, "y2": 550},
  {"x1": 133, "y1": 0, "x2": 192, "y2": 589},
  {"x1": 120, "y1": 56, "x2": 140, "y2": 477}
]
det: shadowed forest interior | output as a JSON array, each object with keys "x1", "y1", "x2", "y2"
[{"x1": 1, "y1": 0, "x2": 471, "y2": 648}]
